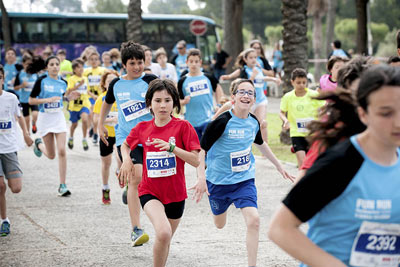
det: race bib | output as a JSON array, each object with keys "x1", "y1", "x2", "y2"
[
  {"x1": 25, "y1": 81, "x2": 35, "y2": 92},
  {"x1": 296, "y1": 118, "x2": 313, "y2": 133},
  {"x1": 350, "y1": 221, "x2": 400, "y2": 267},
  {"x1": 76, "y1": 83, "x2": 87, "y2": 95},
  {"x1": 120, "y1": 100, "x2": 149, "y2": 122},
  {"x1": 188, "y1": 80, "x2": 210, "y2": 97},
  {"x1": 7, "y1": 80, "x2": 14, "y2": 90},
  {"x1": 105, "y1": 111, "x2": 118, "y2": 127},
  {"x1": 88, "y1": 76, "x2": 101, "y2": 86},
  {"x1": 230, "y1": 147, "x2": 251, "y2": 172},
  {"x1": 146, "y1": 151, "x2": 177, "y2": 178},
  {"x1": 0, "y1": 117, "x2": 12, "y2": 134},
  {"x1": 44, "y1": 102, "x2": 61, "y2": 113},
  {"x1": 254, "y1": 78, "x2": 264, "y2": 88}
]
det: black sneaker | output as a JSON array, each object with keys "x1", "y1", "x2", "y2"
[
  {"x1": 89, "y1": 128, "x2": 94, "y2": 138},
  {"x1": 122, "y1": 186, "x2": 128, "y2": 205}
]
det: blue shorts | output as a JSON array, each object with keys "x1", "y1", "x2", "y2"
[
  {"x1": 69, "y1": 107, "x2": 90, "y2": 123},
  {"x1": 207, "y1": 178, "x2": 257, "y2": 215},
  {"x1": 194, "y1": 121, "x2": 209, "y2": 142},
  {"x1": 89, "y1": 98, "x2": 95, "y2": 105}
]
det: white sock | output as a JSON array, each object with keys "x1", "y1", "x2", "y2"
[
  {"x1": 2, "y1": 217, "x2": 10, "y2": 224},
  {"x1": 103, "y1": 184, "x2": 110, "y2": 190}
]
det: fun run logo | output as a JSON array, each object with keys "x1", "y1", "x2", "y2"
[{"x1": 355, "y1": 198, "x2": 392, "y2": 220}]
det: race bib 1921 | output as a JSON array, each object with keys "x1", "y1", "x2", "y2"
[{"x1": 120, "y1": 100, "x2": 149, "y2": 122}]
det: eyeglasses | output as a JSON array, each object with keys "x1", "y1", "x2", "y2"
[
  {"x1": 235, "y1": 89, "x2": 255, "y2": 97},
  {"x1": 177, "y1": 47, "x2": 184, "y2": 50},
  {"x1": 252, "y1": 46, "x2": 261, "y2": 50}
]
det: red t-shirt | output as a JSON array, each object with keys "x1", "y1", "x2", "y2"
[{"x1": 126, "y1": 117, "x2": 200, "y2": 204}]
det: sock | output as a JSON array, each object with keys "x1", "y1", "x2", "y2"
[
  {"x1": 2, "y1": 217, "x2": 10, "y2": 224},
  {"x1": 69, "y1": 137, "x2": 73, "y2": 140},
  {"x1": 103, "y1": 184, "x2": 110, "y2": 190},
  {"x1": 82, "y1": 138, "x2": 87, "y2": 142}
]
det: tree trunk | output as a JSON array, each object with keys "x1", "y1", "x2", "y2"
[
  {"x1": 281, "y1": 0, "x2": 308, "y2": 92},
  {"x1": 312, "y1": 11, "x2": 323, "y2": 81},
  {"x1": 356, "y1": 0, "x2": 368, "y2": 55},
  {"x1": 325, "y1": 0, "x2": 337, "y2": 57},
  {"x1": 223, "y1": 0, "x2": 243, "y2": 73},
  {"x1": 0, "y1": 0, "x2": 11, "y2": 49},
  {"x1": 126, "y1": 0, "x2": 142, "y2": 43}
]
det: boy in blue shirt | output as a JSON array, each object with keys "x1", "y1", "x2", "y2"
[
  {"x1": 4, "y1": 48, "x2": 23, "y2": 96},
  {"x1": 99, "y1": 41, "x2": 157, "y2": 247},
  {"x1": 177, "y1": 48, "x2": 224, "y2": 140},
  {"x1": 170, "y1": 40, "x2": 188, "y2": 78},
  {"x1": 192, "y1": 79, "x2": 293, "y2": 267}
]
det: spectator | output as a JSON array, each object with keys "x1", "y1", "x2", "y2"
[
  {"x1": 328, "y1": 40, "x2": 351, "y2": 59},
  {"x1": 211, "y1": 42, "x2": 231, "y2": 80}
]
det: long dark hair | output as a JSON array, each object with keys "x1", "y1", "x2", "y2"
[{"x1": 145, "y1": 79, "x2": 181, "y2": 114}]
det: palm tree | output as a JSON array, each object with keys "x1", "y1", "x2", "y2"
[
  {"x1": 325, "y1": 0, "x2": 337, "y2": 57},
  {"x1": 126, "y1": 0, "x2": 142, "y2": 43},
  {"x1": 356, "y1": 0, "x2": 368, "y2": 55},
  {"x1": 0, "y1": 0, "x2": 11, "y2": 49},
  {"x1": 281, "y1": 0, "x2": 308, "y2": 92}
]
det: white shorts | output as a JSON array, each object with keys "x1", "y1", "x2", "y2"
[
  {"x1": 37, "y1": 111, "x2": 67, "y2": 137},
  {"x1": 250, "y1": 98, "x2": 268, "y2": 113}
]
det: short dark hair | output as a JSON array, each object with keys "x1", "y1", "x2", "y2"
[
  {"x1": 145, "y1": 79, "x2": 181, "y2": 114},
  {"x1": 56, "y1": 49, "x2": 66, "y2": 55},
  {"x1": 0, "y1": 64, "x2": 4, "y2": 77},
  {"x1": 120, "y1": 41, "x2": 145, "y2": 65},
  {"x1": 187, "y1": 48, "x2": 202, "y2": 60},
  {"x1": 357, "y1": 65, "x2": 400, "y2": 111},
  {"x1": 5, "y1": 47, "x2": 17, "y2": 55},
  {"x1": 327, "y1": 56, "x2": 349, "y2": 72},
  {"x1": 72, "y1": 59, "x2": 84, "y2": 70},
  {"x1": 22, "y1": 54, "x2": 32, "y2": 63},
  {"x1": 291, "y1": 68, "x2": 307, "y2": 81},
  {"x1": 333, "y1": 40, "x2": 342, "y2": 49},
  {"x1": 387, "y1": 55, "x2": 400, "y2": 64},
  {"x1": 45, "y1": 55, "x2": 60, "y2": 66}
]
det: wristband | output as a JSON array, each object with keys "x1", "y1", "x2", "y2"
[{"x1": 168, "y1": 143, "x2": 175, "y2": 153}]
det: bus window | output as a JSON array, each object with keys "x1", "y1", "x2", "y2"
[
  {"x1": 50, "y1": 20, "x2": 86, "y2": 42},
  {"x1": 142, "y1": 20, "x2": 161, "y2": 49},
  {"x1": 12, "y1": 19, "x2": 49, "y2": 43},
  {"x1": 97, "y1": 20, "x2": 125, "y2": 43}
]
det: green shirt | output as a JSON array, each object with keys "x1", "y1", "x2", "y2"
[
  {"x1": 280, "y1": 88, "x2": 325, "y2": 137},
  {"x1": 59, "y1": 59, "x2": 73, "y2": 79}
]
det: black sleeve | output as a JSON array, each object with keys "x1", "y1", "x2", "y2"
[
  {"x1": 283, "y1": 140, "x2": 364, "y2": 222},
  {"x1": 105, "y1": 77, "x2": 120, "y2": 104},
  {"x1": 142, "y1": 73, "x2": 158, "y2": 84},
  {"x1": 177, "y1": 76, "x2": 187, "y2": 100},
  {"x1": 249, "y1": 114, "x2": 263, "y2": 145},
  {"x1": 61, "y1": 78, "x2": 67, "y2": 86},
  {"x1": 239, "y1": 68, "x2": 248, "y2": 79},
  {"x1": 261, "y1": 57, "x2": 272, "y2": 70},
  {"x1": 222, "y1": 50, "x2": 229, "y2": 58},
  {"x1": 180, "y1": 69, "x2": 188, "y2": 78},
  {"x1": 14, "y1": 72, "x2": 21, "y2": 87},
  {"x1": 169, "y1": 54, "x2": 178, "y2": 65},
  {"x1": 15, "y1": 63, "x2": 23, "y2": 72},
  {"x1": 205, "y1": 73, "x2": 218, "y2": 92},
  {"x1": 30, "y1": 75, "x2": 47, "y2": 98},
  {"x1": 200, "y1": 111, "x2": 232, "y2": 151},
  {"x1": 345, "y1": 50, "x2": 352, "y2": 59}
]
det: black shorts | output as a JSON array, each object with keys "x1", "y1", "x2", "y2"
[
  {"x1": 20, "y1": 102, "x2": 38, "y2": 117},
  {"x1": 139, "y1": 194, "x2": 185, "y2": 219},
  {"x1": 117, "y1": 145, "x2": 143, "y2": 165},
  {"x1": 291, "y1": 137, "x2": 309, "y2": 152},
  {"x1": 100, "y1": 136, "x2": 116, "y2": 157}
]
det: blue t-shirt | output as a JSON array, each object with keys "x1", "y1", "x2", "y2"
[
  {"x1": 4, "y1": 63, "x2": 20, "y2": 96},
  {"x1": 244, "y1": 65, "x2": 267, "y2": 104},
  {"x1": 15, "y1": 70, "x2": 38, "y2": 103},
  {"x1": 201, "y1": 110, "x2": 264, "y2": 185},
  {"x1": 332, "y1": 49, "x2": 348, "y2": 58},
  {"x1": 105, "y1": 73, "x2": 157, "y2": 146},
  {"x1": 174, "y1": 54, "x2": 188, "y2": 78},
  {"x1": 283, "y1": 136, "x2": 400, "y2": 266},
  {"x1": 273, "y1": 50, "x2": 283, "y2": 70},
  {"x1": 178, "y1": 72, "x2": 218, "y2": 127},
  {"x1": 30, "y1": 75, "x2": 67, "y2": 113},
  {"x1": 256, "y1": 56, "x2": 265, "y2": 70}
]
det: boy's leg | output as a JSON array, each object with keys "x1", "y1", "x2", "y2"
[
  {"x1": 241, "y1": 207, "x2": 260, "y2": 267},
  {"x1": 295, "y1": 150, "x2": 306, "y2": 169},
  {"x1": 80, "y1": 108, "x2": 89, "y2": 139},
  {"x1": 0, "y1": 176, "x2": 6, "y2": 220},
  {"x1": 291, "y1": 137, "x2": 308, "y2": 169},
  {"x1": 128, "y1": 163, "x2": 143, "y2": 228},
  {"x1": 213, "y1": 211, "x2": 228, "y2": 229}
]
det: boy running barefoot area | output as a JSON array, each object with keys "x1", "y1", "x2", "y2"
[
  {"x1": 279, "y1": 68, "x2": 325, "y2": 168},
  {"x1": 119, "y1": 79, "x2": 200, "y2": 267},
  {"x1": 0, "y1": 65, "x2": 33, "y2": 236},
  {"x1": 29, "y1": 56, "x2": 71, "y2": 197},
  {"x1": 192, "y1": 79, "x2": 294, "y2": 267},
  {"x1": 66, "y1": 59, "x2": 90, "y2": 151},
  {"x1": 99, "y1": 41, "x2": 157, "y2": 246}
]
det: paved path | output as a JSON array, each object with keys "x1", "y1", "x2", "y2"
[{"x1": 0, "y1": 100, "x2": 299, "y2": 267}]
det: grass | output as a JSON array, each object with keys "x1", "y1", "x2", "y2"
[{"x1": 252, "y1": 113, "x2": 297, "y2": 164}]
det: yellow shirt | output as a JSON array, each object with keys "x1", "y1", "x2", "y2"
[
  {"x1": 280, "y1": 88, "x2": 325, "y2": 137},
  {"x1": 67, "y1": 75, "x2": 91, "y2": 111},
  {"x1": 93, "y1": 91, "x2": 118, "y2": 137},
  {"x1": 83, "y1": 67, "x2": 106, "y2": 98}
]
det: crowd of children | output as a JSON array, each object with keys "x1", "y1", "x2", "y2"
[{"x1": 1, "y1": 34, "x2": 400, "y2": 267}]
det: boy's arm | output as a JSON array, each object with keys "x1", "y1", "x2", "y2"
[
  {"x1": 212, "y1": 101, "x2": 231, "y2": 120},
  {"x1": 118, "y1": 141, "x2": 135, "y2": 187},
  {"x1": 16, "y1": 115, "x2": 33, "y2": 147},
  {"x1": 189, "y1": 149, "x2": 209, "y2": 203},
  {"x1": 279, "y1": 110, "x2": 290, "y2": 130},
  {"x1": 220, "y1": 69, "x2": 240, "y2": 81}
]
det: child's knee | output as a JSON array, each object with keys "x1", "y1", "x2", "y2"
[
  {"x1": 58, "y1": 147, "x2": 66, "y2": 158},
  {"x1": 0, "y1": 179, "x2": 6, "y2": 193},
  {"x1": 156, "y1": 227, "x2": 172, "y2": 244},
  {"x1": 10, "y1": 183, "x2": 22, "y2": 193},
  {"x1": 246, "y1": 213, "x2": 260, "y2": 231}
]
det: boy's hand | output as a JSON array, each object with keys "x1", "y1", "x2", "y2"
[
  {"x1": 118, "y1": 161, "x2": 134, "y2": 188},
  {"x1": 98, "y1": 125, "x2": 109, "y2": 146},
  {"x1": 23, "y1": 134, "x2": 33, "y2": 147},
  {"x1": 189, "y1": 177, "x2": 209, "y2": 203},
  {"x1": 282, "y1": 120, "x2": 290, "y2": 130}
]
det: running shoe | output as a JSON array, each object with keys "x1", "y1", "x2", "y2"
[
  {"x1": 0, "y1": 221, "x2": 10, "y2": 236},
  {"x1": 32, "y1": 124, "x2": 37, "y2": 134},
  {"x1": 89, "y1": 128, "x2": 94, "y2": 138},
  {"x1": 82, "y1": 139, "x2": 89, "y2": 151},
  {"x1": 92, "y1": 133, "x2": 98, "y2": 145},
  {"x1": 58, "y1": 184, "x2": 71, "y2": 197},
  {"x1": 34, "y1": 138, "x2": 43, "y2": 157},
  {"x1": 102, "y1": 189, "x2": 111, "y2": 205},
  {"x1": 122, "y1": 185, "x2": 128, "y2": 205},
  {"x1": 131, "y1": 226, "x2": 149, "y2": 247},
  {"x1": 68, "y1": 138, "x2": 74, "y2": 150}
]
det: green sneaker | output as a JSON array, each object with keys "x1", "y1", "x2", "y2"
[
  {"x1": 82, "y1": 139, "x2": 89, "y2": 151},
  {"x1": 68, "y1": 138, "x2": 74, "y2": 149},
  {"x1": 131, "y1": 226, "x2": 149, "y2": 246},
  {"x1": 0, "y1": 221, "x2": 10, "y2": 236},
  {"x1": 34, "y1": 138, "x2": 42, "y2": 157},
  {"x1": 58, "y1": 184, "x2": 71, "y2": 197}
]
